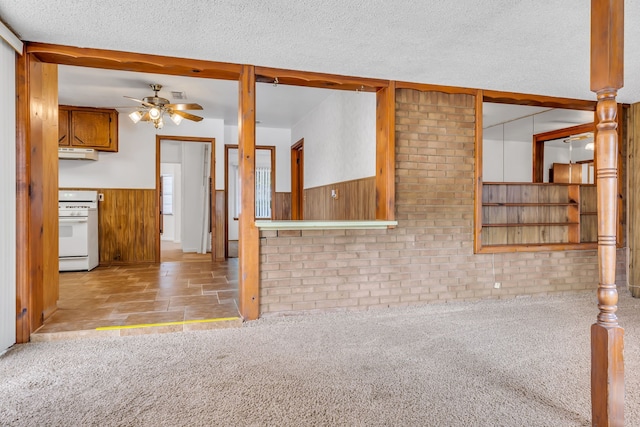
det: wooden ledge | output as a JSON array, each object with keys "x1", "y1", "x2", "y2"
[
  {"x1": 477, "y1": 242, "x2": 598, "y2": 253},
  {"x1": 255, "y1": 220, "x2": 398, "y2": 230}
]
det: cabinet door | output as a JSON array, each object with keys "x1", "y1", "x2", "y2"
[
  {"x1": 58, "y1": 108, "x2": 70, "y2": 146},
  {"x1": 70, "y1": 110, "x2": 113, "y2": 149}
]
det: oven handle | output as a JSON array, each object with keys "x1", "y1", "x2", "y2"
[{"x1": 59, "y1": 217, "x2": 88, "y2": 223}]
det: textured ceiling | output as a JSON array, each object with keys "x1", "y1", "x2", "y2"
[{"x1": 1, "y1": 1, "x2": 638, "y2": 104}]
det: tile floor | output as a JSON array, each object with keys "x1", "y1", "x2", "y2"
[{"x1": 32, "y1": 250, "x2": 241, "y2": 341}]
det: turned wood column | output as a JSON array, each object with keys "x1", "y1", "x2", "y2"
[{"x1": 590, "y1": 1, "x2": 624, "y2": 426}]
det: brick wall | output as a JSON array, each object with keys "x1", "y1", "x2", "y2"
[{"x1": 259, "y1": 90, "x2": 627, "y2": 315}]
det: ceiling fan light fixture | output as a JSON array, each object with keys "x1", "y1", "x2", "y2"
[
  {"x1": 125, "y1": 84, "x2": 203, "y2": 128},
  {"x1": 128, "y1": 111, "x2": 143, "y2": 123},
  {"x1": 148, "y1": 107, "x2": 161, "y2": 120},
  {"x1": 170, "y1": 112, "x2": 183, "y2": 125}
]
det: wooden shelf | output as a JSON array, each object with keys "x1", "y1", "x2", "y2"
[
  {"x1": 478, "y1": 242, "x2": 598, "y2": 253},
  {"x1": 483, "y1": 222, "x2": 579, "y2": 227},
  {"x1": 482, "y1": 202, "x2": 577, "y2": 207},
  {"x1": 479, "y1": 182, "x2": 597, "y2": 249}
]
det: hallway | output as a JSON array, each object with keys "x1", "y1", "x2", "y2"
[{"x1": 32, "y1": 256, "x2": 241, "y2": 341}]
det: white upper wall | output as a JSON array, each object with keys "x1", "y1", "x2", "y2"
[
  {"x1": 59, "y1": 116, "x2": 225, "y2": 189},
  {"x1": 224, "y1": 125, "x2": 292, "y2": 192},
  {"x1": 291, "y1": 91, "x2": 376, "y2": 189}
]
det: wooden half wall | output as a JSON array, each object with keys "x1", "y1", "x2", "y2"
[
  {"x1": 97, "y1": 189, "x2": 157, "y2": 263},
  {"x1": 63, "y1": 188, "x2": 229, "y2": 264},
  {"x1": 303, "y1": 176, "x2": 375, "y2": 220},
  {"x1": 274, "y1": 192, "x2": 292, "y2": 220}
]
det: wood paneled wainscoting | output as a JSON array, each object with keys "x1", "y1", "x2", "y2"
[
  {"x1": 303, "y1": 177, "x2": 375, "y2": 220},
  {"x1": 100, "y1": 189, "x2": 157, "y2": 263},
  {"x1": 274, "y1": 192, "x2": 292, "y2": 220},
  {"x1": 62, "y1": 188, "x2": 157, "y2": 264}
]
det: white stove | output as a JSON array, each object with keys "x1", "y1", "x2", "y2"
[{"x1": 59, "y1": 190, "x2": 99, "y2": 271}]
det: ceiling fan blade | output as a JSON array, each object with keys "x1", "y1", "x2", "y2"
[
  {"x1": 124, "y1": 96, "x2": 155, "y2": 108},
  {"x1": 165, "y1": 103, "x2": 203, "y2": 111},
  {"x1": 172, "y1": 110, "x2": 203, "y2": 122},
  {"x1": 140, "y1": 112, "x2": 151, "y2": 122}
]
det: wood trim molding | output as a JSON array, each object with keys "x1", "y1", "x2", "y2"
[
  {"x1": 474, "y1": 90, "x2": 484, "y2": 253},
  {"x1": 396, "y1": 81, "x2": 477, "y2": 95},
  {"x1": 483, "y1": 90, "x2": 597, "y2": 110},
  {"x1": 533, "y1": 122, "x2": 595, "y2": 142},
  {"x1": 255, "y1": 66, "x2": 387, "y2": 92},
  {"x1": 291, "y1": 139, "x2": 304, "y2": 220},
  {"x1": 26, "y1": 43, "x2": 242, "y2": 81},
  {"x1": 532, "y1": 122, "x2": 595, "y2": 183},
  {"x1": 15, "y1": 48, "x2": 30, "y2": 344}
]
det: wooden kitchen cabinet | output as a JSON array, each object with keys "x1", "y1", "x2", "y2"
[{"x1": 58, "y1": 105, "x2": 118, "y2": 152}]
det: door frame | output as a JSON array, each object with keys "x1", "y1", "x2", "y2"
[
  {"x1": 224, "y1": 144, "x2": 275, "y2": 258},
  {"x1": 291, "y1": 138, "x2": 304, "y2": 220},
  {"x1": 156, "y1": 135, "x2": 216, "y2": 262}
]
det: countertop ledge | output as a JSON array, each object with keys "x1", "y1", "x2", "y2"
[{"x1": 255, "y1": 220, "x2": 398, "y2": 230}]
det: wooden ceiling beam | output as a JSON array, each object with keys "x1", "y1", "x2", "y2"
[{"x1": 26, "y1": 43, "x2": 242, "y2": 80}]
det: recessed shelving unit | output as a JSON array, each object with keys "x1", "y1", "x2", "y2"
[{"x1": 480, "y1": 182, "x2": 597, "y2": 248}]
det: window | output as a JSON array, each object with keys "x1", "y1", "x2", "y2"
[
  {"x1": 162, "y1": 174, "x2": 174, "y2": 215},
  {"x1": 227, "y1": 145, "x2": 275, "y2": 219},
  {"x1": 255, "y1": 167, "x2": 272, "y2": 219}
]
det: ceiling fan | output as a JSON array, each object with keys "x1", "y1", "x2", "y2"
[{"x1": 125, "y1": 84, "x2": 203, "y2": 129}]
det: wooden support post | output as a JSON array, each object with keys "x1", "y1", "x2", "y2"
[
  {"x1": 238, "y1": 65, "x2": 260, "y2": 320},
  {"x1": 375, "y1": 82, "x2": 396, "y2": 221},
  {"x1": 590, "y1": 1, "x2": 624, "y2": 425},
  {"x1": 15, "y1": 48, "x2": 31, "y2": 344}
]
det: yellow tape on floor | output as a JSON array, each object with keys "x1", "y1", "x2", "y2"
[{"x1": 95, "y1": 317, "x2": 241, "y2": 331}]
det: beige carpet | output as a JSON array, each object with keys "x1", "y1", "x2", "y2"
[{"x1": 2, "y1": 291, "x2": 640, "y2": 426}]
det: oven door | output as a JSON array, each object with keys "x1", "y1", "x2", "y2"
[{"x1": 59, "y1": 216, "x2": 89, "y2": 257}]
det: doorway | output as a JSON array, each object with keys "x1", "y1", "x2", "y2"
[
  {"x1": 156, "y1": 136, "x2": 217, "y2": 262},
  {"x1": 291, "y1": 139, "x2": 304, "y2": 220},
  {"x1": 224, "y1": 144, "x2": 275, "y2": 258}
]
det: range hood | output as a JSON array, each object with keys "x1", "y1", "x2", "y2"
[{"x1": 58, "y1": 147, "x2": 98, "y2": 161}]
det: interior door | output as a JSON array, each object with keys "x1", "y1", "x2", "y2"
[{"x1": 291, "y1": 139, "x2": 304, "y2": 220}]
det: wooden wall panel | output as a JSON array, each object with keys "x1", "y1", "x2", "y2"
[
  {"x1": 140, "y1": 190, "x2": 157, "y2": 262},
  {"x1": 303, "y1": 177, "x2": 375, "y2": 220},
  {"x1": 29, "y1": 60, "x2": 59, "y2": 324},
  {"x1": 304, "y1": 186, "x2": 328, "y2": 220},
  {"x1": 274, "y1": 192, "x2": 291, "y2": 220},
  {"x1": 41, "y1": 63, "x2": 59, "y2": 321},
  {"x1": 215, "y1": 190, "x2": 225, "y2": 261},
  {"x1": 63, "y1": 188, "x2": 157, "y2": 263},
  {"x1": 629, "y1": 103, "x2": 640, "y2": 296}
]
